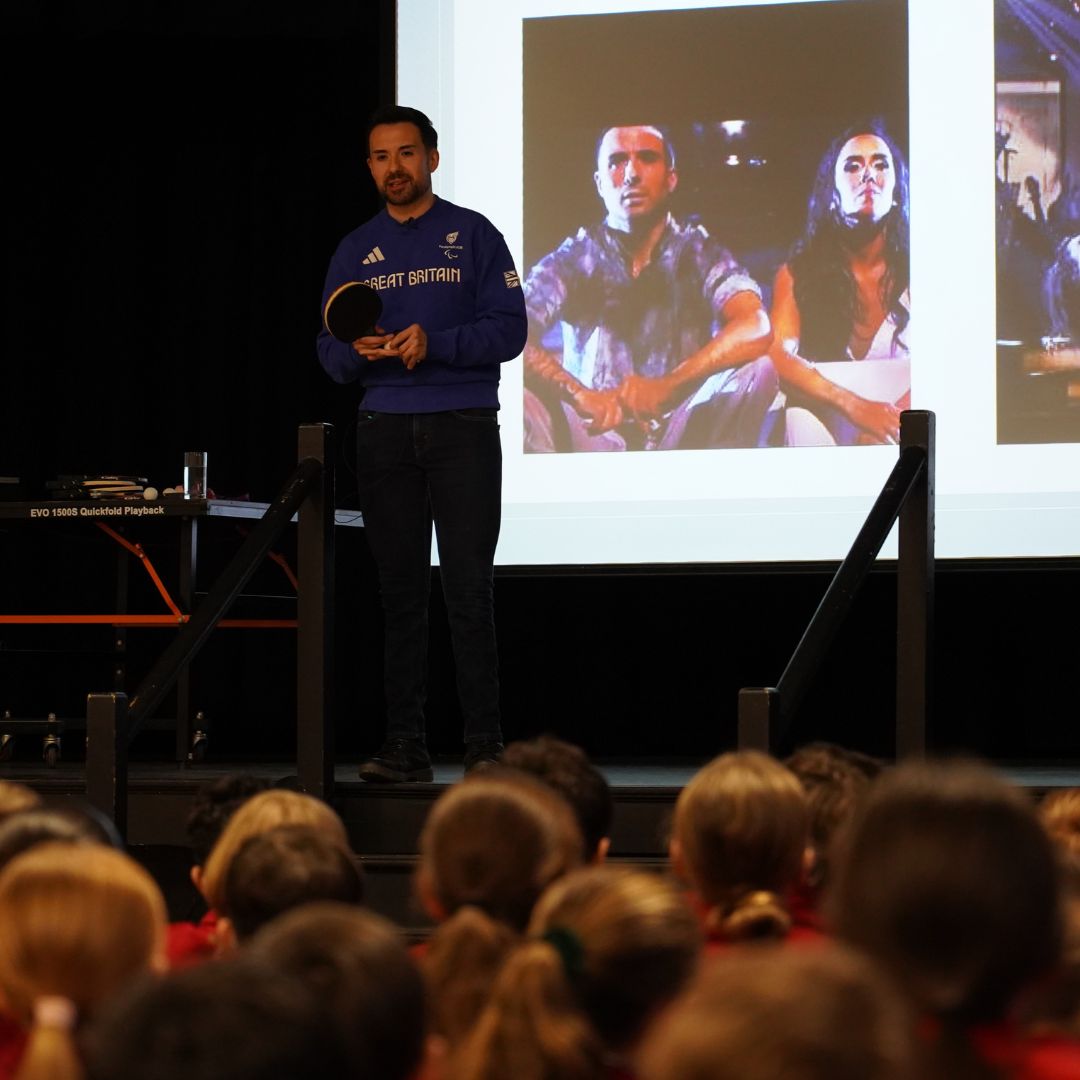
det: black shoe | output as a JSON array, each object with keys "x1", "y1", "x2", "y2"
[
  {"x1": 358, "y1": 738, "x2": 433, "y2": 783},
  {"x1": 463, "y1": 741, "x2": 504, "y2": 775}
]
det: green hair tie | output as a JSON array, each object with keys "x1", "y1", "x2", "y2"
[{"x1": 542, "y1": 926, "x2": 585, "y2": 981}]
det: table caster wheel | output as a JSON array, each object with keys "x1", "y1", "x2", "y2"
[
  {"x1": 43, "y1": 734, "x2": 61, "y2": 768},
  {"x1": 188, "y1": 730, "x2": 208, "y2": 764},
  {"x1": 0, "y1": 733, "x2": 14, "y2": 762}
]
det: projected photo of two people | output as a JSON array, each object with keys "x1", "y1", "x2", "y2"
[{"x1": 521, "y1": 0, "x2": 910, "y2": 453}]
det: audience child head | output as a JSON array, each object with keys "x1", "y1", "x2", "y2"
[
  {"x1": 1021, "y1": 788, "x2": 1080, "y2": 1037},
  {"x1": 83, "y1": 954, "x2": 348, "y2": 1080},
  {"x1": 1039, "y1": 788, "x2": 1080, "y2": 873},
  {"x1": 500, "y1": 735, "x2": 614, "y2": 862},
  {"x1": 453, "y1": 864, "x2": 702, "y2": 1080},
  {"x1": 415, "y1": 772, "x2": 586, "y2": 1057},
  {"x1": 784, "y1": 741, "x2": 879, "y2": 894},
  {"x1": 198, "y1": 788, "x2": 349, "y2": 915},
  {"x1": 416, "y1": 770, "x2": 585, "y2": 932},
  {"x1": 638, "y1": 941, "x2": 916, "y2": 1080},
  {"x1": 217, "y1": 824, "x2": 365, "y2": 946},
  {"x1": 185, "y1": 772, "x2": 271, "y2": 898},
  {"x1": 247, "y1": 901, "x2": 427, "y2": 1080},
  {"x1": 0, "y1": 806, "x2": 115, "y2": 873},
  {"x1": 828, "y1": 758, "x2": 1066, "y2": 1077},
  {"x1": 0, "y1": 781, "x2": 41, "y2": 823},
  {"x1": 670, "y1": 750, "x2": 811, "y2": 944},
  {"x1": 0, "y1": 842, "x2": 168, "y2": 1080}
]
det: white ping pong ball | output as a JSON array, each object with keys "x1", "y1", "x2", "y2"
[{"x1": 143, "y1": 487, "x2": 159, "y2": 500}]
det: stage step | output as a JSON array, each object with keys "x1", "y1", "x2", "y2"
[
  {"x1": 0, "y1": 760, "x2": 697, "y2": 931},
  {"x1": 4, "y1": 759, "x2": 1077, "y2": 934}
]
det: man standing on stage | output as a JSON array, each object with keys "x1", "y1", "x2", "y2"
[
  {"x1": 317, "y1": 105, "x2": 527, "y2": 782},
  {"x1": 524, "y1": 124, "x2": 776, "y2": 452}
]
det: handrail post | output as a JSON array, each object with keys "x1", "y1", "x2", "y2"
[
  {"x1": 296, "y1": 423, "x2": 335, "y2": 800},
  {"x1": 896, "y1": 410, "x2": 934, "y2": 758},
  {"x1": 738, "y1": 687, "x2": 779, "y2": 753},
  {"x1": 86, "y1": 692, "x2": 129, "y2": 840}
]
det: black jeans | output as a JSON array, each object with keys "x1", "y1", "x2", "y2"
[{"x1": 355, "y1": 408, "x2": 503, "y2": 746}]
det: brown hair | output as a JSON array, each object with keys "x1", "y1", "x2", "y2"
[
  {"x1": 784, "y1": 743, "x2": 876, "y2": 888},
  {"x1": 0, "y1": 780, "x2": 42, "y2": 822},
  {"x1": 0, "y1": 843, "x2": 167, "y2": 1080},
  {"x1": 673, "y1": 751, "x2": 809, "y2": 941},
  {"x1": 221, "y1": 824, "x2": 364, "y2": 942},
  {"x1": 417, "y1": 772, "x2": 584, "y2": 932},
  {"x1": 454, "y1": 865, "x2": 702, "y2": 1080},
  {"x1": 199, "y1": 789, "x2": 348, "y2": 913},
  {"x1": 422, "y1": 905, "x2": 520, "y2": 1047},
  {"x1": 828, "y1": 759, "x2": 1062, "y2": 1032},
  {"x1": 1039, "y1": 788, "x2": 1080, "y2": 870},
  {"x1": 638, "y1": 942, "x2": 916, "y2": 1080},
  {"x1": 248, "y1": 902, "x2": 426, "y2": 1080}
]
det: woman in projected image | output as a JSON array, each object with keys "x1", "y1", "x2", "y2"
[{"x1": 769, "y1": 119, "x2": 910, "y2": 445}]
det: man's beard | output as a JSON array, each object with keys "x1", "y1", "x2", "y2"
[{"x1": 382, "y1": 174, "x2": 429, "y2": 206}]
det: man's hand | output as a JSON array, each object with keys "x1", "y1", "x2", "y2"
[
  {"x1": 846, "y1": 398, "x2": 902, "y2": 444},
  {"x1": 616, "y1": 373, "x2": 677, "y2": 422},
  {"x1": 352, "y1": 327, "x2": 399, "y2": 362},
  {"x1": 572, "y1": 386, "x2": 624, "y2": 433},
  {"x1": 388, "y1": 324, "x2": 428, "y2": 370}
]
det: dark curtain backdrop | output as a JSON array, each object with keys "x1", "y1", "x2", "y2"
[{"x1": 1, "y1": 4, "x2": 1077, "y2": 766}]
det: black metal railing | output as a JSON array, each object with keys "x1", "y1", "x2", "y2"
[
  {"x1": 737, "y1": 409, "x2": 935, "y2": 758},
  {"x1": 86, "y1": 423, "x2": 336, "y2": 836}
]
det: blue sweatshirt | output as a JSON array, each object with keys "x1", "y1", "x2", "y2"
[{"x1": 316, "y1": 197, "x2": 527, "y2": 412}]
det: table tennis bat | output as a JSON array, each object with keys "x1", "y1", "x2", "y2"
[{"x1": 323, "y1": 281, "x2": 383, "y2": 342}]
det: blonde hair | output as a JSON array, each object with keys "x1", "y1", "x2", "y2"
[
  {"x1": 454, "y1": 865, "x2": 702, "y2": 1080},
  {"x1": 0, "y1": 842, "x2": 167, "y2": 1080},
  {"x1": 673, "y1": 751, "x2": 809, "y2": 942},
  {"x1": 638, "y1": 943, "x2": 915, "y2": 1080},
  {"x1": 199, "y1": 789, "x2": 348, "y2": 912},
  {"x1": 418, "y1": 772, "x2": 584, "y2": 932},
  {"x1": 0, "y1": 781, "x2": 41, "y2": 822}
]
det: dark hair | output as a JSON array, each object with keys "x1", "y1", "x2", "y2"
[
  {"x1": 784, "y1": 742, "x2": 879, "y2": 889},
  {"x1": 221, "y1": 824, "x2": 364, "y2": 942},
  {"x1": 828, "y1": 758, "x2": 1062, "y2": 1031},
  {"x1": 185, "y1": 772, "x2": 271, "y2": 866},
  {"x1": 83, "y1": 956, "x2": 348, "y2": 1080},
  {"x1": 367, "y1": 104, "x2": 438, "y2": 151},
  {"x1": 0, "y1": 807, "x2": 115, "y2": 872},
  {"x1": 594, "y1": 123, "x2": 676, "y2": 171},
  {"x1": 500, "y1": 736, "x2": 613, "y2": 859},
  {"x1": 788, "y1": 118, "x2": 910, "y2": 360},
  {"x1": 249, "y1": 902, "x2": 427, "y2": 1080}
]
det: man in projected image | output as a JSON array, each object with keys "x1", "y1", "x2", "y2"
[
  {"x1": 768, "y1": 120, "x2": 910, "y2": 446},
  {"x1": 523, "y1": 123, "x2": 777, "y2": 452}
]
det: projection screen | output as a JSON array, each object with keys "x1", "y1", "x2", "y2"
[{"x1": 396, "y1": 0, "x2": 1080, "y2": 566}]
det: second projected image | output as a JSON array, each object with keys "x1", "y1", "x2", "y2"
[
  {"x1": 995, "y1": 0, "x2": 1080, "y2": 444},
  {"x1": 522, "y1": 0, "x2": 909, "y2": 453}
]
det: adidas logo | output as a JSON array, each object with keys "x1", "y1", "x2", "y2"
[{"x1": 362, "y1": 246, "x2": 386, "y2": 265}]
